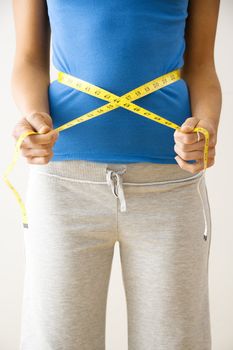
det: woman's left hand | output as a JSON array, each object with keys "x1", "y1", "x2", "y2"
[{"x1": 173, "y1": 117, "x2": 218, "y2": 174}]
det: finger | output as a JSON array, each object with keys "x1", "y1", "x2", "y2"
[
  {"x1": 26, "y1": 154, "x2": 53, "y2": 165},
  {"x1": 12, "y1": 114, "x2": 59, "y2": 146},
  {"x1": 174, "y1": 146, "x2": 203, "y2": 161},
  {"x1": 21, "y1": 147, "x2": 52, "y2": 158},
  {"x1": 22, "y1": 129, "x2": 59, "y2": 147},
  {"x1": 175, "y1": 140, "x2": 216, "y2": 154},
  {"x1": 25, "y1": 111, "x2": 53, "y2": 133},
  {"x1": 12, "y1": 117, "x2": 35, "y2": 141},
  {"x1": 174, "y1": 139, "x2": 206, "y2": 152},
  {"x1": 179, "y1": 116, "x2": 200, "y2": 132},
  {"x1": 20, "y1": 139, "x2": 56, "y2": 149},
  {"x1": 175, "y1": 155, "x2": 215, "y2": 174},
  {"x1": 174, "y1": 129, "x2": 205, "y2": 145},
  {"x1": 174, "y1": 145, "x2": 215, "y2": 161}
]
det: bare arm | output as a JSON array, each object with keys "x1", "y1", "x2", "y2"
[
  {"x1": 11, "y1": 0, "x2": 51, "y2": 115},
  {"x1": 11, "y1": 0, "x2": 58, "y2": 164},
  {"x1": 181, "y1": 0, "x2": 222, "y2": 130},
  {"x1": 174, "y1": 0, "x2": 222, "y2": 173}
]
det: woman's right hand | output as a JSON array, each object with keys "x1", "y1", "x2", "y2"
[{"x1": 12, "y1": 111, "x2": 60, "y2": 165}]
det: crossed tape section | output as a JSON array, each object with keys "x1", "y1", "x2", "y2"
[{"x1": 2, "y1": 69, "x2": 209, "y2": 228}]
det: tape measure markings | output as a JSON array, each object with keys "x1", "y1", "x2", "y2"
[{"x1": 2, "y1": 69, "x2": 209, "y2": 228}]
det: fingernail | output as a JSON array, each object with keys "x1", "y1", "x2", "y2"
[
  {"x1": 182, "y1": 124, "x2": 192, "y2": 129},
  {"x1": 39, "y1": 127, "x2": 51, "y2": 134}
]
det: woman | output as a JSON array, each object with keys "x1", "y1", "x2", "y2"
[{"x1": 11, "y1": 0, "x2": 221, "y2": 349}]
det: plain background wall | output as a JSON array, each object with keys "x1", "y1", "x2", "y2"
[{"x1": 0, "y1": 1, "x2": 232, "y2": 349}]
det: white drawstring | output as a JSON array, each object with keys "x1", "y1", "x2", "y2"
[
  {"x1": 106, "y1": 168, "x2": 127, "y2": 212},
  {"x1": 105, "y1": 166, "x2": 208, "y2": 241}
]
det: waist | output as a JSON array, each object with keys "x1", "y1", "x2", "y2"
[
  {"x1": 48, "y1": 69, "x2": 191, "y2": 126},
  {"x1": 29, "y1": 159, "x2": 202, "y2": 184}
]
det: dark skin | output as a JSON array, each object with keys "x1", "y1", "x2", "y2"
[{"x1": 11, "y1": 0, "x2": 222, "y2": 173}]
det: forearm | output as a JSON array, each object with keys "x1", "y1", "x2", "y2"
[
  {"x1": 181, "y1": 65, "x2": 222, "y2": 131},
  {"x1": 11, "y1": 58, "x2": 50, "y2": 118}
]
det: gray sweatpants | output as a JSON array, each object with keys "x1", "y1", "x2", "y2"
[{"x1": 20, "y1": 160, "x2": 212, "y2": 350}]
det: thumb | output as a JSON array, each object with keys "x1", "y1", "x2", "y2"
[
  {"x1": 38, "y1": 124, "x2": 52, "y2": 134},
  {"x1": 25, "y1": 111, "x2": 53, "y2": 134},
  {"x1": 37, "y1": 112, "x2": 53, "y2": 134},
  {"x1": 180, "y1": 117, "x2": 200, "y2": 132}
]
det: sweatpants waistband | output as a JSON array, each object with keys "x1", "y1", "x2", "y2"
[
  {"x1": 28, "y1": 159, "x2": 204, "y2": 184},
  {"x1": 28, "y1": 159, "x2": 207, "y2": 239}
]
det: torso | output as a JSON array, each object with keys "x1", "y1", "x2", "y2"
[{"x1": 47, "y1": 0, "x2": 192, "y2": 164}]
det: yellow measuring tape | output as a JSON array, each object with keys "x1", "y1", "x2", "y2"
[{"x1": 2, "y1": 68, "x2": 209, "y2": 229}]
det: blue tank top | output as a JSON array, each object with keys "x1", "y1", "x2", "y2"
[{"x1": 46, "y1": 0, "x2": 192, "y2": 164}]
